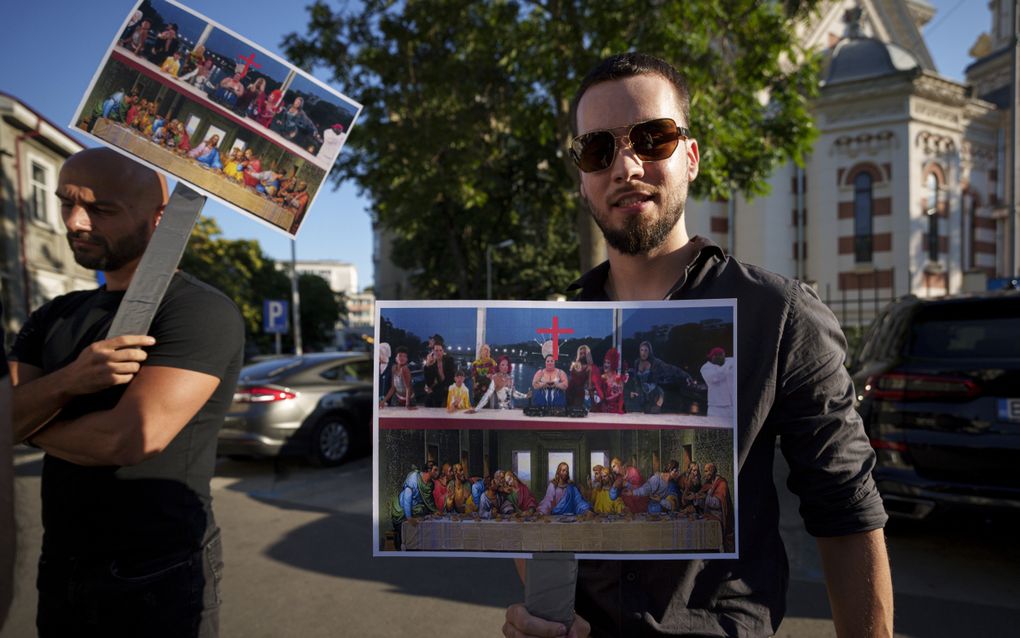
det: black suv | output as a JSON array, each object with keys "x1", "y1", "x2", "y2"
[{"x1": 851, "y1": 291, "x2": 1020, "y2": 520}]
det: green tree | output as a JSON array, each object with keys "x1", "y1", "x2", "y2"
[
  {"x1": 180, "y1": 217, "x2": 345, "y2": 355},
  {"x1": 296, "y1": 272, "x2": 346, "y2": 351},
  {"x1": 284, "y1": 0, "x2": 821, "y2": 299}
]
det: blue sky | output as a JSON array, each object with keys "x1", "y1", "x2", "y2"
[
  {"x1": 1, "y1": 0, "x2": 373, "y2": 290},
  {"x1": 0, "y1": 0, "x2": 990, "y2": 291},
  {"x1": 621, "y1": 306, "x2": 733, "y2": 337},
  {"x1": 380, "y1": 307, "x2": 476, "y2": 350},
  {"x1": 487, "y1": 307, "x2": 613, "y2": 344}
]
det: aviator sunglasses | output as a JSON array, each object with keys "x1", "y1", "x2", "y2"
[{"x1": 569, "y1": 117, "x2": 690, "y2": 173}]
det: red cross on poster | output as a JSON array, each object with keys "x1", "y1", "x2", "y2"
[
  {"x1": 536, "y1": 316, "x2": 574, "y2": 360},
  {"x1": 236, "y1": 52, "x2": 261, "y2": 78}
]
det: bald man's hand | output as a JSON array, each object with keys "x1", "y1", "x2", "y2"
[
  {"x1": 65, "y1": 335, "x2": 155, "y2": 395},
  {"x1": 11, "y1": 334, "x2": 155, "y2": 443},
  {"x1": 503, "y1": 605, "x2": 590, "y2": 638}
]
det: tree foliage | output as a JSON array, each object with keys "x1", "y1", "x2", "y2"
[
  {"x1": 180, "y1": 217, "x2": 345, "y2": 354},
  {"x1": 284, "y1": 0, "x2": 821, "y2": 299}
]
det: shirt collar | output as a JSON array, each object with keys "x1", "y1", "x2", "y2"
[{"x1": 566, "y1": 236, "x2": 726, "y2": 300}]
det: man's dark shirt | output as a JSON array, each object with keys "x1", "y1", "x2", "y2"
[
  {"x1": 423, "y1": 355, "x2": 456, "y2": 408},
  {"x1": 9, "y1": 272, "x2": 244, "y2": 561},
  {"x1": 569, "y1": 237, "x2": 887, "y2": 637}
]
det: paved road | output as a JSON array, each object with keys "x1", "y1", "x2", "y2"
[{"x1": 3, "y1": 445, "x2": 1018, "y2": 637}]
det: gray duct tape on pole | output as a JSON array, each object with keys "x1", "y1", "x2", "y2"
[
  {"x1": 525, "y1": 553, "x2": 577, "y2": 629},
  {"x1": 107, "y1": 182, "x2": 205, "y2": 338}
]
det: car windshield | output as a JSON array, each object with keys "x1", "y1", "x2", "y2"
[
  {"x1": 909, "y1": 299, "x2": 1020, "y2": 359},
  {"x1": 240, "y1": 357, "x2": 305, "y2": 381}
]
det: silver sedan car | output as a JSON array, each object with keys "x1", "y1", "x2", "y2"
[{"x1": 217, "y1": 352, "x2": 374, "y2": 466}]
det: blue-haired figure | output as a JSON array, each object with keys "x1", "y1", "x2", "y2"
[
  {"x1": 628, "y1": 459, "x2": 683, "y2": 514},
  {"x1": 389, "y1": 461, "x2": 439, "y2": 548}
]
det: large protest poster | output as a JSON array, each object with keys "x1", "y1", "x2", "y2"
[
  {"x1": 71, "y1": 0, "x2": 362, "y2": 237},
  {"x1": 373, "y1": 300, "x2": 739, "y2": 560}
]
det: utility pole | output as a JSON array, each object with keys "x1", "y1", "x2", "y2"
[{"x1": 291, "y1": 239, "x2": 303, "y2": 355}]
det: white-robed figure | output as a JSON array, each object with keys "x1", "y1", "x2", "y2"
[
  {"x1": 470, "y1": 355, "x2": 529, "y2": 411},
  {"x1": 316, "y1": 123, "x2": 347, "y2": 161},
  {"x1": 700, "y1": 347, "x2": 735, "y2": 419}
]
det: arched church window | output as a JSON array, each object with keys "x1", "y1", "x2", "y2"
[
  {"x1": 926, "y1": 173, "x2": 940, "y2": 262},
  {"x1": 853, "y1": 172, "x2": 873, "y2": 262}
]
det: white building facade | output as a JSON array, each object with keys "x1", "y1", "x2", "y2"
[
  {"x1": 0, "y1": 92, "x2": 90, "y2": 341},
  {"x1": 686, "y1": 0, "x2": 1013, "y2": 326}
]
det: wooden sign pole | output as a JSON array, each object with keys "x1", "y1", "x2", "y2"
[{"x1": 107, "y1": 182, "x2": 205, "y2": 338}]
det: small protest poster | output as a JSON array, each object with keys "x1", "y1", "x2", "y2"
[
  {"x1": 71, "y1": 0, "x2": 362, "y2": 237},
  {"x1": 373, "y1": 300, "x2": 739, "y2": 560}
]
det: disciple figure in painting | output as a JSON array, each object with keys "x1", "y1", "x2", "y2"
[
  {"x1": 567, "y1": 345, "x2": 597, "y2": 409},
  {"x1": 628, "y1": 460, "x2": 682, "y2": 514},
  {"x1": 537, "y1": 463, "x2": 592, "y2": 516},
  {"x1": 389, "y1": 461, "x2": 439, "y2": 547},
  {"x1": 611, "y1": 456, "x2": 648, "y2": 514},
  {"x1": 700, "y1": 463, "x2": 735, "y2": 552},
  {"x1": 468, "y1": 356, "x2": 529, "y2": 411},
  {"x1": 531, "y1": 355, "x2": 568, "y2": 408},
  {"x1": 681, "y1": 463, "x2": 703, "y2": 514},
  {"x1": 589, "y1": 465, "x2": 624, "y2": 515},
  {"x1": 478, "y1": 477, "x2": 514, "y2": 519},
  {"x1": 432, "y1": 463, "x2": 452, "y2": 514},
  {"x1": 446, "y1": 464, "x2": 477, "y2": 514},
  {"x1": 504, "y1": 470, "x2": 537, "y2": 514}
]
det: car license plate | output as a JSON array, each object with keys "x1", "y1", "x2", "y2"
[{"x1": 999, "y1": 399, "x2": 1020, "y2": 422}]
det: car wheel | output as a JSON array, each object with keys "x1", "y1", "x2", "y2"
[{"x1": 311, "y1": 416, "x2": 351, "y2": 466}]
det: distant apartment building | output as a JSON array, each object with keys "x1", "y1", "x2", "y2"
[
  {"x1": 293, "y1": 259, "x2": 358, "y2": 295},
  {"x1": 0, "y1": 92, "x2": 90, "y2": 341},
  {"x1": 346, "y1": 290, "x2": 375, "y2": 328}
]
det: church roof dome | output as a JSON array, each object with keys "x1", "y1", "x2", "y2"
[{"x1": 824, "y1": 35, "x2": 920, "y2": 86}]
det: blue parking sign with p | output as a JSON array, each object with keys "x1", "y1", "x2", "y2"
[{"x1": 264, "y1": 299, "x2": 289, "y2": 334}]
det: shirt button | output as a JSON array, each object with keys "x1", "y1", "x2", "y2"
[{"x1": 625, "y1": 572, "x2": 637, "y2": 582}]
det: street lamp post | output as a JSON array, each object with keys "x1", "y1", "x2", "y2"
[{"x1": 486, "y1": 239, "x2": 515, "y2": 299}]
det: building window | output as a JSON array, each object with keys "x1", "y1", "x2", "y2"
[
  {"x1": 29, "y1": 160, "x2": 53, "y2": 225},
  {"x1": 590, "y1": 451, "x2": 609, "y2": 481},
  {"x1": 926, "y1": 173, "x2": 940, "y2": 262},
  {"x1": 512, "y1": 450, "x2": 531, "y2": 486},
  {"x1": 853, "y1": 172, "x2": 873, "y2": 262}
]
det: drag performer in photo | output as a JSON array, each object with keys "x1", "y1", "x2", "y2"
[
  {"x1": 468, "y1": 355, "x2": 529, "y2": 411},
  {"x1": 567, "y1": 344, "x2": 596, "y2": 409},
  {"x1": 531, "y1": 354, "x2": 568, "y2": 408},
  {"x1": 628, "y1": 340, "x2": 696, "y2": 414},
  {"x1": 593, "y1": 347, "x2": 625, "y2": 413}
]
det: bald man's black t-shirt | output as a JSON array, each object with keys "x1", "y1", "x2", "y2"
[{"x1": 9, "y1": 272, "x2": 244, "y2": 560}]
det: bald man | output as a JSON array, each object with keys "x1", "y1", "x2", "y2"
[{"x1": 7, "y1": 148, "x2": 244, "y2": 637}]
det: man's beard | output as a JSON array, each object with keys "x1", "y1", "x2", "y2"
[
  {"x1": 585, "y1": 192, "x2": 685, "y2": 256},
  {"x1": 66, "y1": 220, "x2": 149, "y2": 271}
]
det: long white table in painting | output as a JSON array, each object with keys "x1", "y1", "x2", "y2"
[
  {"x1": 401, "y1": 515, "x2": 723, "y2": 553},
  {"x1": 379, "y1": 407, "x2": 732, "y2": 431}
]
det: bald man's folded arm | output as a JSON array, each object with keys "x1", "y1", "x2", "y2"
[
  {"x1": 30, "y1": 365, "x2": 220, "y2": 467},
  {"x1": 9, "y1": 335, "x2": 155, "y2": 443}
]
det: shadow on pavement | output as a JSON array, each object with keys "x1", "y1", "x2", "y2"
[
  {"x1": 215, "y1": 454, "x2": 523, "y2": 609},
  {"x1": 260, "y1": 507, "x2": 523, "y2": 608}
]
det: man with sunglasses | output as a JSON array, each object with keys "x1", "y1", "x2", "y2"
[{"x1": 503, "y1": 53, "x2": 892, "y2": 638}]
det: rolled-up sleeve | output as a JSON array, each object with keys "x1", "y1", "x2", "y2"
[{"x1": 772, "y1": 283, "x2": 888, "y2": 537}]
